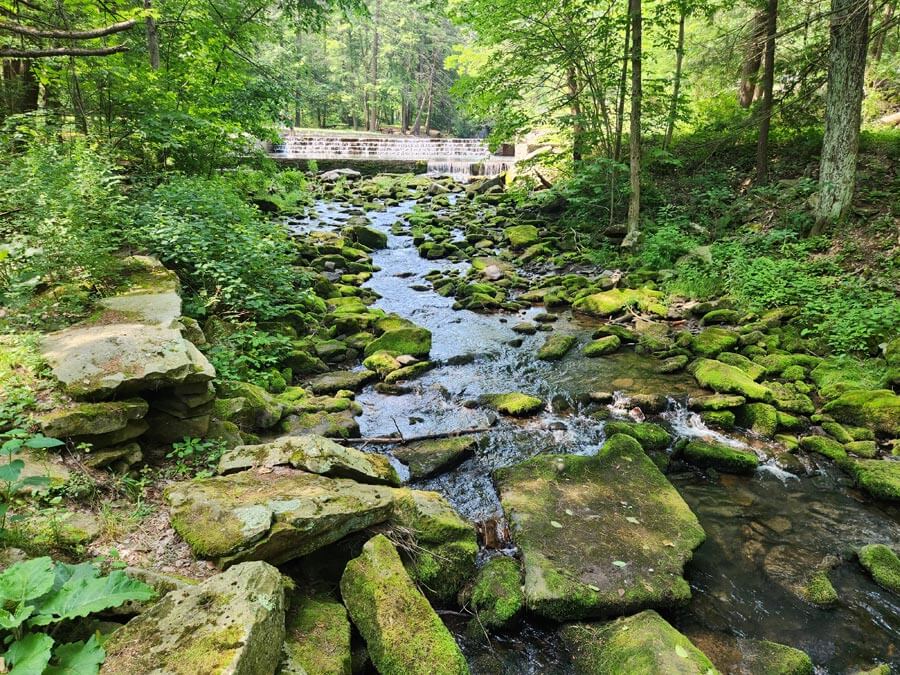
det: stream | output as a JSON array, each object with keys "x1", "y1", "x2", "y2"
[{"x1": 289, "y1": 194, "x2": 900, "y2": 674}]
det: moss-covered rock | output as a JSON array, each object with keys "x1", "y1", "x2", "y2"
[
  {"x1": 573, "y1": 287, "x2": 666, "y2": 318},
  {"x1": 689, "y1": 359, "x2": 773, "y2": 402},
  {"x1": 281, "y1": 591, "x2": 352, "y2": 675},
  {"x1": 688, "y1": 394, "x2": 746, "y2": 411},
  {"x1": 280, "y1": 410, "x2": 360, "y2": 438},
  {"x1": 480, "y1": 392, "x2": 544, "y2": 416},
  {"x1": 857, "y1": 544, "x2": 900, "y2": 595},
  {"x1": 339, "y1": 534, "x2": 469, "y2": 675},
  {"x1": 383, "y1": 360, "x2": 433, "y2": 384},
  {"x1": 844, "y1": 459, "x2": 900, "y2": 501},
  {"x1": 345, "y1": 224, "x2": 388, "y2": 250},
  {"x1": 504, "y1": 224, "x2": 540, "y2": 249},
  {"x1": 604, "y1": 421, "x2": 671, "y2": 452},
  {"x1": 688, "y1": 634, "x2": 812, "y2": 675},
  {"x1": 215, "y1": 380, "x2": 285, "y2": 429},
  {"x1": 701, "y1": 410, "x2": 736, "y2": 430},
  {"x1": 217, "y1": 435, "x2": 399, "y2": 486},
  {"x1": 493, "y1": 434, "x2": 705, "y2": 621},
  {"x1": 363, "y1": 351, "x2": 402, "y2": 377},
  {"x1": 716, "y1": 352, "x2": 765, "y2": 381},
  {"x1": 823, "y1": 389, "x2": 900, "y2": 437},
  {"x1": 364, "y1": 327, "x2": 432, "y2": 358},
  {"x1": 561, "y1": 611, "x2": 717, "y2": 674},
  {"x1": 583, "y1": 335, "x2": 621, "y2": 357},
  {"x1": 393, "y1": 436, "x2": 479, "y2": 480},
  {"x1": 845, "y1": 440, "x2": 878, "y2": 458},
  {"x1": 682, "y1": 440, "x2": 759, "y2": 474},
  {"x1": 692, "y1": 328, "x2": 740, "y2": 358},
  {"x1": 537, "y1": 334, "x2": 577, "y2": 360},
  {"x1": 307, "y1": 369, "x2": 377, "y2": 394},
  {"x1": 798, "y1": 435, "x2": 848, "y2": 464},
  {"x1": 798, "y1": 570, "x2": 838, "y2": 607},
  {"x1": 38, "y1": 399, "x2": 148, "y2": 439},
  {"x1": 460, "y1": 557, "x2": 523, "y2": 630},
  {"x1": 101, "y1": 561, "x2": 285, "y2": 675},
  {"x1": 736, "y1": 402, "x2": 778, "y2": 437}
]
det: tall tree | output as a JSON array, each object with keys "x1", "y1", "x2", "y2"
[
  {"x1": 624, "y1": 0, "x2": 642, "y2": 247},
  {"x1": 663, "y1": 3, "x2": 687, "y2": 150},
  {"x1": 739, "y1": 8, "x2": 768, "y2": 107},
  {"x1": 755, "y1": 0, "x2": 777, "y2": 183},
  {"x1": 812, "y1": 0, "x2": 870, "y2": 234}
]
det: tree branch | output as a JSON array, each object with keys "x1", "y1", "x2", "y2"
[
  {"x1": 0, "y1": 18, "x2": 136, "y2": 40},
  {"x1": 0, "y1": 44, "x2": 129, "y2": 57}
]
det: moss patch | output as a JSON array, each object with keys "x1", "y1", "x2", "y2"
[
  {"x1": 682, "y1": 440, "x2": 759, "y2": 474},
  {"x1": 583, "y1": 335, "x2": 621, "y2": 357},
  {"x1": 858, "y1": 544, "x2": 900, "y2": 596},
  {"x1": 282, "y1": 591, "x2": 352, "y2": 675},
  {"x1": 537, "y1": 334, "x2": 577, "y2": 360},
  {"x1": 690, "y1": 358, "x2": 773, "y2": 402},
  {"x1": 462, "y1": 556, "x2": 524, "y2": 630},
  {"x1": 823, "y1": 389, "x2": 900, "y2": 437},
  {"x1": 604, "y1": 421, "x2": 671, "y2": 452},
  {"x1": 480, "y1": 392, "x2": 544, "y2": 416}
]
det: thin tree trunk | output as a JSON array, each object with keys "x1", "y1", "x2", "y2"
[
  {"x1": 739, "y1": 10, "x2": 768, "y2": 108},
  {"x1": 567, "y1": 66, "x2": 583, "y2": 162},
  {"x1": 368, "y1": 0, "x2": 381, "y2": 131},
  {"x1": 664, "y1": 8, "x2": 686, "y2": 151},
  {"x1": 756, "y1": 0, "x2": 778, "y2": 184},
  {"x1": 412, "y1": 51, "x2": 435, "y2": 135},
  {"x1": 870, "y1": 2, "x2": 894, "y2": 61},
  {"x1": 624, "y1": 0, "x2": 642, "y2": 248},
  {"x1": 144, "y1": 0, "x2": 160, "y2": 70},
  {"x1": 812, "y1": 0, "x2": 870, "y2": 234},
  {"x1": 613, "y1": 15, "x2": 631, "y2": 163}
]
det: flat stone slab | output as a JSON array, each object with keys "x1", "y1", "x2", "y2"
[
  {"x1": 218, "y1": 434, "x2": 400, "y2": 486},
  {"x1": 102, "y1": 561, "x2": 284, "y2": 675},
  {"x1": 307, "y1": 369, "x2": 377, "y2": 394},
  {"x1": 393, "y1": 436, "x2": 479, "y2": 480},
  {"x1": 493, "y1": 434, "x2": 705, "y2": 621}
]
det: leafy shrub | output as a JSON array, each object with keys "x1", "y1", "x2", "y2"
[
  {"x1": 135, "y1": 175, "x2": 311, "y2": 320},
  {"x1": 204, "y1": 322, "x2": 294, "y2": 388},
  {"x1": 0, "y1": 556, "x2": 154, "y2": 673},
  {"x1": 166, "y1": 437, "x2": 227, "y2": 478},
  {"x1": 633, "y1": 206, "x2": 701, "y2": 270},
  {"x1": 0, "y1": 430, "x2": 64, "y2": 540}
]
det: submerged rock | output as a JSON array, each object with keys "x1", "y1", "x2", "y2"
[
  {"x1": 857, "y1": 544, "x2": 900, "y2": 596},
  {"x1": 393, "y1": 435, "x2": 479, "y2": 480},
  {"x1": 688, "y1": 632, "x2": 813, "y2": 675},
  {"x1": 561, "y1": 610, "x2": 717, "y2": 674},
  {"x1": 217, "y1": 434, "x2": 399, "y2": 486},
  {"x1": 102, "y1": 561, "x2": 285, "y2": 675},
  {"x1": 493, "y1": 434, "x2": 705, "y2": 621},
  {"x1": 339, "y1": 534, "x2": 469, "y2": 675},
  {"x1": 479, "y1": 392, "x2": 544, "y2": 416}
]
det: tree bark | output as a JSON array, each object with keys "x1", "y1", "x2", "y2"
[
  {"x1": 567, "y1": 66, "x2": 583, "y2": 162},
  {"x1": 812, "y1": 0, "x2": 870, "y2": 234},
  {"x1": 0, "y1": 44, "x2": 128, "y2": 57},
  {"x1": 368, "y1": 0, "x2": 381, "y2": 131},
  {"x1": 739, "y1": 10, "x2": 768, "y2": 108},
  {"x1": 755, "y1": 0, "x2": 778, "y2": 184},
  {"x1": 663, "y1": 7, "x2": 686, "y2": 151},
  {"x1": 623, "y1": 0, "x2": 642, "y2": 248},
  {"x1": 613, "y1": 14, "x2": 630, "y2": 163},
  {"x1": 0, "y1": 18, "x2": 136, "y2": 39},
  {"x1": 143, "y1": 0, "x2": 160, "y2": 70},
  {"x1": 870, "y1": 2, "x2": 894, "y2": 61}
]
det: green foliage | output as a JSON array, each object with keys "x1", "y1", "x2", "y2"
[
  {"x1": 205, "y1": 322, "x2": 295, "y2": 388},
  {"x1": 0, "y1": 430, "x2": 63, "y2": 542},
  {"x1": 134, "y1": 174, "x2": 311, "y2": 320},
  {"x1": 166, "y1": 437, "x2": 227, "y2": 478},
  {"x1": 632, "y1": 206, "x2": 701, "y2": 270},
  {"x1": 0, "y1": 556, "x2": 153, "y2": 674}
]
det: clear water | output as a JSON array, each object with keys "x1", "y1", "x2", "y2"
[{"x1": 286, "y1": 197, "x2": 900, "y2": 674}]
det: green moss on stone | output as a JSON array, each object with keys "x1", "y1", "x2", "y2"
[
  {"x1": 798, "y1": 436, "x2": 849, "y2": 465},
  {"x1": 281, "y1": 592, "x2": 352, "y2": 675},
  {"x1": 583, "y1": 335, "x2": 621, "y2": 357},
  {"x1": 823, "y1": 389, "x2": 900, "y2": 437},
  {"x1": 858, "y1": 544, "x2": 900, "y2": 596},
  {"x1": 799, "y1": 570, "x2": 838, "y2": 606},
  {"x1": 480, "y1": 392, "x2": 544, "y2": 416},
  {"x1": 504, "y1": 224, "x2": 540, "y2": 249},
  {"x1": 604, "y1": 421, "x2": 671, "y2": 452},
  {"x1": 573, "y1": 288, "x2": 666, "y2": 318},
  {"x1": 537, "y1": 334, "x2": 577, "y2": 360},
  {"x1": 737, "y1": 402, "x2": 778, "y2": 437},
  {"x1": 845, "y1": 440, "x2": 878, "y2": 458},
  {"x1": 690, "y1": 358, "x2": 773, "y2": 402},
  {"x1": 844, "y1": 459, "x2": 900, "y2": 501},
  {"x1": 364, "y1": 327, "x2": 432, "y2": 357},
  {"x1": 692, "y1": 328, "x2": 740, "y2": 358},
  {"x1": 464, "y1": 557, "x2": 524, "y2": 630},
  {"x1": 682, "y1": 440, "x2": 759, "y2": 474},
  {"x1": 701, "y1": 410, "x2": 735, "y2": 430}
]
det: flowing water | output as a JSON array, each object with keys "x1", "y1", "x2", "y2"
[{"x1": 289, "y1": 195, "x2": 900, "y2": 674}]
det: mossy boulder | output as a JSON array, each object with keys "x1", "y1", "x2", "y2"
[
  {"x1": 736, "y1": 402, "x2": 778, "y2": 437},
  {"x1": 823, "y1": 389, "x2": 900, "y2": 437},
  {"x1": 798, "y1": 435, "x2": 848, "y2": 464},
  {"x1": 217, "y1": 434, "x2": 399, "y2": 486},
  {"x1": 561, "y1": 611, "x2": 717, "y2": 674},
  {"x1": 101, "y1": 561, "x2": 285, "y2": 675},
  {"x1": 307, "y1": 369, "x2": 377, "y2": 394},
  {"x1": 682, "y1": 440, "x2": 759, "y2": 474},
  {"x1": 393, "y1": 436, "x2": 479, "y2": 480},
  {"x1": 480, "y1": 392, "x2": 544, "y2": 416},
  {"x1": 604, "y1": 421, "x2": 671, "y2": 452},
  {"x1": 844, "y1": 459, "x2": 900, "y2": 501},
  {"x1": 215, "y1": 380, "x2": 285, "y2": 429},
  {"x1": 701, "y1": 309, "x2": 741, "y2": 325},
  {"x1": 504, "y1": 224, "x2": 540, "y2": 249},
  {"x1": 345, "y1": 224, "x2": 388, "y2": 250},
  {"x1": 688, "y1": 634, "x2": 812, "y2": 675},
  {"x1": 583, "y1": 335, "x2": 621, "y2": 357},
  {"x1": 716, "y1": 352, "x2": 765, "y2": 381},
  {"x1": 857, "y1": 544, "x2": 900, "y2": 595},
  {"x1": 339, "y1": 534, "x2": 469, "y2": 675},
  {"x1": 798, "y1": 570, "x2": 838, "y2": 607},
  {"x1": 688, "y1": 394, "x2": 746, "y2": 411},
  {"x1": 493, "y1": 434, "x2": 705, "y2": 621},
  {"x1": 280, "y1": 410, "x2": 360, "y2": 438},
  {"x1": 573, "y1": 287, "x2": 666, "y2": 318},
  {"x1": 281, "y1": 591, "x2": 352, "y2": 675},
  {"x1": 38, "y1": 399, "x2": 148, "y2": 439},
  {"x1": 690, "y1": 359, "x2": 773, "y2": 402},
  {"x1": 364, "y1": 327, "x2": 432, "y2": 358},
  {"x1": 363, "y1": 351, "x2": 402, "y2": 377},
  {"x1": 383, "y1": 361, "x2": 433, "y2": 384},
  {"x1": 691, "y1": 328, "x2": 740, "y2": 358},
  {"x1": 845, "y1": 440, "x2": 878, "y2": 458},
  {"x1": 460, "y1": 557, "x2": 524, "y2": 630},
  {"x1": 537, "y1": 334, "x2": 577, "y2": 360}
]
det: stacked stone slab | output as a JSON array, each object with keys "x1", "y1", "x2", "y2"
[{"x1": 38, "y1": 256, "x2": 216, "y2": 462}]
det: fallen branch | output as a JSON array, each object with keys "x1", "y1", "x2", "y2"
[
  {"x1": 343, "y1": 426, "x2": 493, "y2": 446},
  {"x1": 0, "y1": 19, "x2": 137, "y2": 40},
  {"x1": 0, "y1": 44, "x2": 129, "y2": 57}
]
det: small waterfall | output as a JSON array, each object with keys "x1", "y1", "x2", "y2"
[
  {"x1": 426, "y1": 159, "x2": 479, "y2": 181},
  {"x1": 661, "y1": 398, "x2": 749, "y2": 448}
]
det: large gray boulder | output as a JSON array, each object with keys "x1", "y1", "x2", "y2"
[{"x1": 101, "y1": 561, "x2": 285, "y2": 674}]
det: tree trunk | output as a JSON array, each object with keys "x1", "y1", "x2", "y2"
[
  {"x1": 623, "y1": 0, "x2": 642, "y2": 248},
  {"x1": 368, "y1": 0, "x2": 381, "y2": 132},
  {"x1": 739, "y1": 10, "x2": 768, "y2": 108},
  {"x1": 412, "y1": 51, "x2": 435, "y2": 136},
  {"x1": 144, "y1": 0, "x2": 160, "y2": 70},
  {"x1": 610, "y1": 12, "x2": 631, "y2": 229},
  {"x1": 812, "y1": 0, "x2": 870, "y2": 234},
  {"x1": 870, "y1": 2, "x2": 894, "y2": 62},
  {"x1": 567, "y1": 66, "x2": 583, "y2": 162},
  {"x1": 663, "y1": 8, "x2": 686, "y2": 151},
  {"x1": 755, "y1": 0, "x2": 778, "y2": 184}
]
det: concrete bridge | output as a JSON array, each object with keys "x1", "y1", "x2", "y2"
[{"x1": 268, "y1": 130, "x2": 517, "y2": 179}]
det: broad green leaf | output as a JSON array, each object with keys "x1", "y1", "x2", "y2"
[
  {"x1": 45, "y1": 635, "x2": 106, "y2": 675},
  {"x1": 18, "y1": 476, "x2": 50, "y2": 488},
  {"x1": 4, "y1": 632, "x2": 54, "y2": 675},
  {"x1": 0, "y1": 604, "x2": 35, "y2": 630},
  {"x1": 24, "y1": 437, "x2": 65, "y2": 450},
  {"x1": 30, "y1": 570, "x2": 155, "y2": 626},
  {"x1": 0, "y1": 460, "x2": 25, "y2": 482},
  {"x1": 0, "y1": 557, "x2": 55, "y2": 604}
]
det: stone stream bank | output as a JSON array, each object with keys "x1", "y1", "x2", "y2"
[{"x1": 18, "y1": 171, "x2": 900, "y2": 674}]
